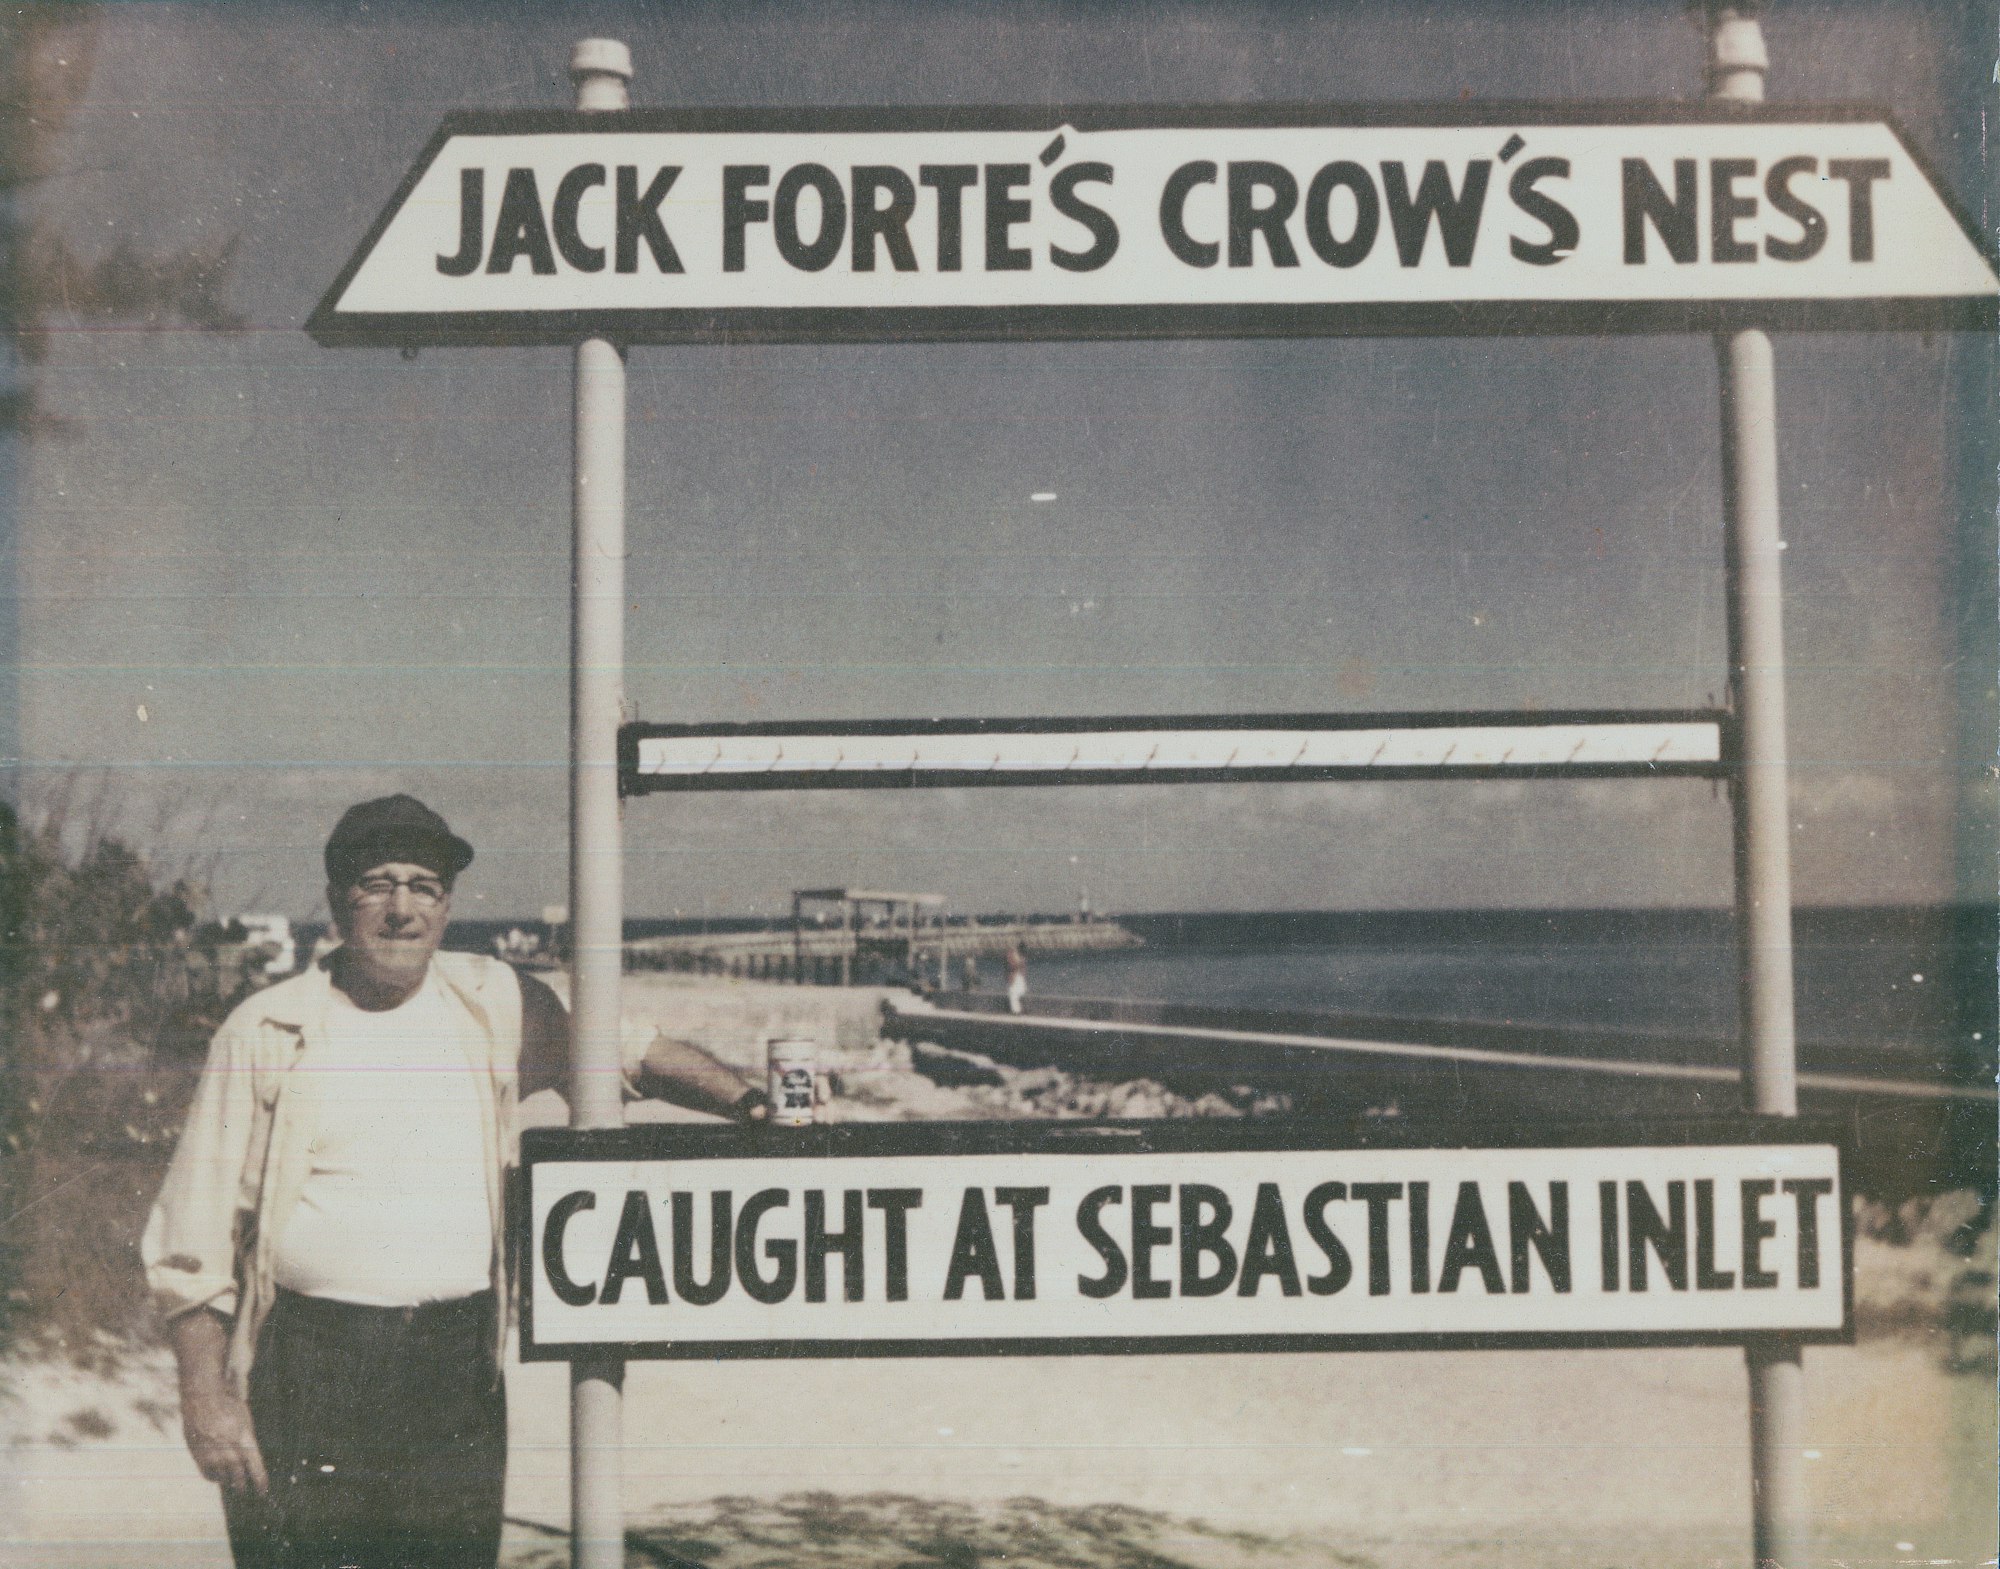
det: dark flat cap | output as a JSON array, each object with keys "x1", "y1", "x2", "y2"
[{"x1": 323, "y1": 794, "x2": 475, "y2": 887}]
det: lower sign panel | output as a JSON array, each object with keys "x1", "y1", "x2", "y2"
[{"x1": 518, "y1": 1120, "x2": 1850, "y2": 1359}]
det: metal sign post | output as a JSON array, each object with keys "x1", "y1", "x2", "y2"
[
  {"x1": 566, "y1": 36, "x2": 631, "y2": 1569},
  {"x1": 1706, "y1": 7, "x2": 1807, "y2": 1565}
]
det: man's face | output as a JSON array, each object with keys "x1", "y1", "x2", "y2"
[{"x1": 331, "y1": 859, "x2": 451, "y2": 994}]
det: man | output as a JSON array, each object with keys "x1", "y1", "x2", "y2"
[{"x1": 143, "y1": 794, "x2": 763, "y2": 1569}]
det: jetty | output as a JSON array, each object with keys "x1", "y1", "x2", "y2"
[
  {"x1": 881, "y1": 993, "x2": 1997, "y2": 1204},
  {"x1": 624, "y1": 886, "x2": 1141, "y2": 984}
]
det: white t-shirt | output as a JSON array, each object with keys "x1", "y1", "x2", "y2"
[{"x1": 269, "y1": 972, "x2": 495, "y2": 1306}]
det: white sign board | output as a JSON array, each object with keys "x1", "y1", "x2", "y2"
[
  {"x1": 313, "y1": 104, "x2": 1996, "y2": 346},
  {"x1": 520, "y1": 1120, "x2": 1850, "y2": 1358},
  {"x1": 620, "y1": 709, "x2": 1726, "y2": 792}
]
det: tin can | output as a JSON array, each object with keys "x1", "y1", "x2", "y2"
[{"x1": 766, "y1": 1036, "x2": 818, "y2": 1127}]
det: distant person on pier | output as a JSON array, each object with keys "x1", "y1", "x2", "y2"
[
  {"x1": 1006, "y1": 944, "x2": 1028, "y2": 1014},
  {"x1": 960, "y1": 954, "x2": 980, "y2": 992}
]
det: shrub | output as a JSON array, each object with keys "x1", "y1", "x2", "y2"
[{"x1": 0, "y1": 798, "x2": 248, "y2": 1352}]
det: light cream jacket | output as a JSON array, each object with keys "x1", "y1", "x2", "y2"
[{"x1": 141, "y1": 951, "x2": 630, "y2": 1394}]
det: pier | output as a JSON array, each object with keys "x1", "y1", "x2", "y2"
[{"x1": 623, "y1": 887, "x2": 1140, "y2": 984}]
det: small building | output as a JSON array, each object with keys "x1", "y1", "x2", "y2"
[
  {"x1": 791, "y1": 888, "x2": 948, "y2": 987},
  {"x1": 235, "y1": 914, "x2": 297, "y2": 979}
]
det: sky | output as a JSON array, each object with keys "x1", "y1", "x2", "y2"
[{"x1": 11, "y1": 0, "x2": 1995, "y2": 923}]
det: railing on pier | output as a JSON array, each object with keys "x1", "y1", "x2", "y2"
[{"x1": 624, "y1": 915, "x2": 1141, "y2": 983}]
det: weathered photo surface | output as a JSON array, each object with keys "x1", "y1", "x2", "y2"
[{"x1": 3, "y1": 3, "x2": 1994, "y2": 1566}]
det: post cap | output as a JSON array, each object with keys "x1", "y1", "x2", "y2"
[
  {"x1": 569, "y1": 38, "x2": 634, "y2": 84},
  {"x1": 1701, "y1": 3, "x2": 1767, "y2": 101},
  {"x1": 1708, "y1": 13, "x2": 1769, "y2": 66}
]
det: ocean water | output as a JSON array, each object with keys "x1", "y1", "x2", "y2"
[
  {"x1": 419, "y1": 904, "x2": 1991, "y2": 1075},
  {"x1": 1032, "y1": 938, "x2": 1736, "y2": 1036},
  {"x1": 1022, "y1": 907, "x2": 1993, "y2": 1072}
]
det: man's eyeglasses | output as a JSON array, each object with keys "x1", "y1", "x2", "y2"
[{"x1": 349, "y1": 874, "x2": 449, "y2": 908}]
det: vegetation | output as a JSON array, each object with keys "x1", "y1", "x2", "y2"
[
  {"x1": 0, "y1": 793, "x2": 262, "y2": 1355},
  {"x1": 0, "y1": 0, "x2": 249, "y2": 1354}
]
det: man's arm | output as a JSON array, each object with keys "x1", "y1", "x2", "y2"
[
  {"x1": 636, "y1": 1033, "x2": 768, "y2": 1120},
  {"x1": 169, "y1": 1308, "x2": 267, "y2": 1495},
  {"x1": 142, "y1": 1007, "x2": 269, "y2": 1493},
  {"x1": 515, "y1": 969, "x2": 764, "y2": 1119}
]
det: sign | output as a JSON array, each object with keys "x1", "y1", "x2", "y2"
[
  {"x1": 619, "y1": 709, "x2": 1728, "y2": 793},
  {"x1": 311, "y1": 103, "x2": 1997, "y2": 347},
  {"x1": 519, "y1": 1119, "x2": 1852, "y2": 1359}
]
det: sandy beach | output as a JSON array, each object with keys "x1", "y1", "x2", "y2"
[{"x1": 5, "y1": 975, "x2": 1993, "y2": 1568}]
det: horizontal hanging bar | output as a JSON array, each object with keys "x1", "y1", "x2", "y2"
[{"x1": 621, "y1": 709, "x2": 1729, "y2": 794}]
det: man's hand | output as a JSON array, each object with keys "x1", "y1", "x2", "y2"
[
  {"x1": 181, "y1": 1383, "x2": 268, "y2": 1495},
  {"x1": 169, "y1": 1308, "x2": 268, "y2": 1495}
]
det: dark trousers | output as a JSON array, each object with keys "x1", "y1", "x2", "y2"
[{"x1": 223, "y1": 1290, "x2": 507, "y2": 1569}]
